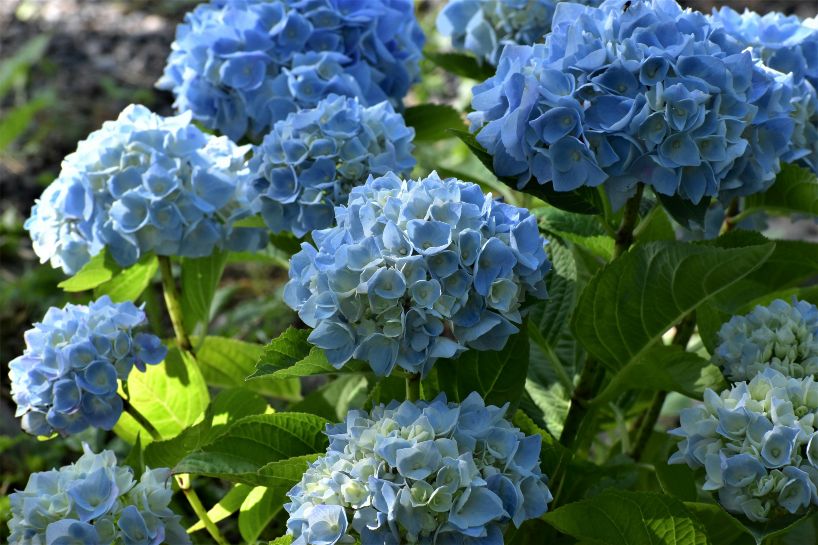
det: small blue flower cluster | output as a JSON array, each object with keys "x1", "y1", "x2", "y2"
[
  {"x1": 468, "y1": 0, "x2": 795, "y2": 206},
  {"x1": 669, "y1": 369, "x2": 818, "y2": 522},
  {"x1": 715, "y1": 299, "x2": 818, "y2": 383},
  {"x1": 437, "y1": 0, "x2": 600, "y2": 66},
  {"x1": 26, "y1": 104, "x2": 264, "y2": 275},
  {"x1": 284, "y1": 172, "x2": 550, "y2": 376},
  {"x1": 8, "y1": 446, "x2": 189, "y2": 545},
  {"x1": 285, "y1": 393, "x2": 552, "y2": 545},
  {"x1": 158, "y1": 0, "x2": 425, "y2": 141},
  {"x1": 248, "y1": 94, "x2": 416, "y2": 237},
  {"x1": 708, "y1": 8, "x2": 818, "y2": 174},
  {"x1": 9, "y1": 296, "x2": 166, "y2": 437}
]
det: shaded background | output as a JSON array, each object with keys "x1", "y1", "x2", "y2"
[{"x1": 2, "y1": 0, "x2": 818, "y2": 541}]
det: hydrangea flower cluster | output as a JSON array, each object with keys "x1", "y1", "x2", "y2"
[
  {"x1": 9, "y1": 296, "x2": 166, "y2": 437},
  {"x1": 284, "y1": 172, "x2": 551, "y2": 376},
  {"x1": 669, "y1": 369, "x2": 818, "y2": 522},
  {"x1": 708, "y1": 8, "x2": 818, "y2": 173},
  {"x1": 157, "y1": 0, "x2": 425, "y2": 141},
  {"x1": 285, "y1": 393, "x2": 552, "y2": 545},
  {"x1": 468, "y1": 0, "x2": 795, "y2": 206},
  {"x1": 25, "y1": 104, "x2": 265, "y2": 275},
  {"x1": 8, "y1": 445, "x2": 189, "y2": 545},
  {"x1": 248, "y1": 94, "x2": 416, "y2": 237},
  {"x1": 437, "y1": 0, "x2": 600, "y2": 66},
  {"x1": 714, "y1": 299, "x2": 818, "y2": 383}
]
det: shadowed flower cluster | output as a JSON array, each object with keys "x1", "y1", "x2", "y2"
[
  {"x1": 437, "y1": 0, "x2": 601, "y2": 65},
  {"x1": 248, "y1": 94, "x2": 416, "y2": 237},
  {"x1": 8, "y1": 446, "x2": 189, "y2": 545},
  {"x1": 25, "y1": 105, "x2": 264, "y2": 275},
  {"x1": 9, "y1": 296, "x2": 166, "y2": 437},
  {"x1": 715, "y1": 299, "x2": 818, "y2": 383},
  {"x1": 468, "y1": 0, "x2": 795, "y2": 207},
  {"x1": 669, "y1": 369, "x2": 818, "y2": 522},
  {"x1": 285, "y1": 393, "x2": 552, "y2": 545},
  {"x1": 157, "y1": 0, "x2": 425, "y2": 141},
  {"x1": 284, "y1": 172, "x2": 551, "y2": 376},
  {"x1": 708, "y1": 7, "x2": 818, "y2": 173}
]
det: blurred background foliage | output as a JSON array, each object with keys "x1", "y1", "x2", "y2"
[{"x1": 2, "y1": 0, "x2": 818, "y2": 542}]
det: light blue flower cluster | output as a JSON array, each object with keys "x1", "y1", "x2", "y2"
[
  {"x1": 25, "y1": 104, "x2": 264, "y2": 275},
  {"x1": 8, "y1": 445, "x2": 189, "y2": 545},
  {"x1": 284, "y1": 172, "x2": 550, "y2": 376},
  {"x1": 708, "y1": 8, "x2": 818, "y2": 174},
  {"x1": 248, "y1": 94, "x2": 416, "y2": 237},
  {"x1": 437, "y1": 0, "x2": 600, "y2": 66},
  {"x1": 669, "y1": 369, "x2": 818, "y2": 522},
  {"x1": 286, "y1": 393, "x2": 552, "y2": 545},
  {"x1": 9, "y1": 296, "x2": 166, "y2": 437},
  {"x1": 157, "y1": 0, "x2": 425, "y2": 141},
  {"x1": 468, "y1": 0, "x2": 795, "y2": 206},
  {"x1": 715, "y1": 299, "x2": 818, "y2": 383}
]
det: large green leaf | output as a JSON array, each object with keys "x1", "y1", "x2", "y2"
[
  {"x1": 683, "y1": 503, "x2": 752, "y2": 545},
  {"x1": 181, "y1": 249, "x2": 228, "y2": 332},
  {"x1": 538, "y1": 208, "x2": 614, "y2": 260},
  {"x1": 196, "y1": 336, "x2": 300, "y2": 400},
  {"x1": 189, "y1": 484, "x2": 252, "y2": 533},
  {"x1": 544, "y1": 489, "x2": 709, "y2": 545},
  {"x1": 290, "y1": 374, "x2": 369, "y2": 421},
  {"x1": 94, "y1": 254, "x2": 157, "y2": 303},
  {"x1": 658, "y1": 193, "x2": 711, "y2": 230},
  {"x1": 404, "y1": 104, "x2": 467, "y2": 141},
  {"x1": 572, "y1": 239, "x2": 774, "y2": 371},
  {"x1": 239, "y1": 487, "x2": 283, "y2": 544},
  {"x1": 115, "y1": 348, "x2": 209, "y2": 445},
  {"x1": 437, "y1": 327, "x2": 529, "y2": 409},
  {"x1": 423, "y1": 50, "x2": 495, "y2": 81},
  {"x1": 58, "y1": 249, "x2": 120, "y2": 292},
  {"x1": 745, "y1": 163, "x2": 818, "y2": 218}
]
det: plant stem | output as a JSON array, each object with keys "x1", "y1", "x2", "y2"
[
  {"x1": 406, "y1": 373, "x2": 421, "y2": 402},
  {"x1": 123, "y1": 398, "x2": 162, "y2": 442},
  {"x1": 158, "y1": 255, "x2": 192, "y2": 352},
  {"x1": 175, "y1": 474, "x2": 229, "y2": 545},
  {"x1": 720, "y1": 198, "x2": 741, "y2": 235},
  {"x1": 614, "y1": 183, "x2": 644, "y2": 258},
  {"x1": 629, "y1": 313, "x2": 697, "y2": 461}
]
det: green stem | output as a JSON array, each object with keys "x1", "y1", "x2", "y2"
[
  {"x1": 158, "y1": 256, "x2": 192, "y2": 352},
  {"x1": 406, "y1": 373, "x2": 421, "y2": 402},
  {"x1": 175, "y1": 474, "x2": 229, "y2": 545},
  {"x1": 614, "y1": 183, "x2": 644, "y2": 258},
  {"x1": 719, "y1": 198, "x2": 741, "y2": 235},
  {"x1": 123, "y1": 398, "x2": 162, "y2": 442}
]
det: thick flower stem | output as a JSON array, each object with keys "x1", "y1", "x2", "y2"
[
  {"x1": 614, "y1": 183, "x2": 644, "y2": 258},
  {"x1": 158, "y1": 255, "x2": 192, "y2": 353},
  {"x1": 175, "y1": 474, "x2": 229, "y2": 545},
  {"x1": 123, "y1": 399, "x2": 162, "y2": 442},
  {"x1": 719, "y1": 198, "x2": 741, "y2": 235},
  {"x1": 406, "y1": 373, "x2": 421, "y2": 402}
]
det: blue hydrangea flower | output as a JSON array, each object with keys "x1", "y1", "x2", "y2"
[
  {"x1": 9, "y1": 296, "x2": 166, "y2": 437},
  {"x1": 8, "y1": 445, "x2": 189, "y2": 545},
  {"x1": 25, "y1": 104, "x2": 265, "y2": 275},
  {"x1": 285, "y1": 393, "x2": 552, "y2": 545},
  {"x1": 284, "y1": 172, "x2": 551, "y2": 376},
  {"x1": 157, "y1": 0, "x2": 425, "y2": 141},
  {"x1": 468, "y1": 0, "x2": 795, "y2": 206},
  {"x1": 248, "y1": 94, "x2": 416, "y2": 237},
  {"x1": 708, "y1": 8, "x2": 818, "y2": 175},
  {"x1": 715, "y1": 299, "x2": 818, "y2": 383},
  {"x1": 669, "y1": 368, "x2": 818, "y2": 522},
  {"x1": 437, "y1": 0, "x2": 602, "y2": 66}
]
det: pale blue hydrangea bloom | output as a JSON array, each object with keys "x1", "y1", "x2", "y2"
[
  {"x1": 285, "y1": 393, "x2": 552, "y2": 545},
  {"x1": 715, "y1": 299, "x2": 818, "y2": 383},
  {"x1": 437, "y1": 0, "x2": 601, "y2": 65},
  {"x1": 157, "y1": 0, "x2": 425, "y2": 141},
  {"x1": 25, "y1": 104, "x2": 265, "y2": 275},
  {"x1": 248, "y1": 94, "x2": 416, "y2": 237},
  {"x1": 669, "y1": 369, "x2": 818, "y2": 522},
  {"x1": 468, "y1": 0, "x2": 795, "y2": 207},
  {"x1": 708, "y1": 8, "x2": 818, "y2": 174},
  {"x1": 284, "y1": 172, "x2": 551, "y2": 376},
  {"x1": 8, "y1": 445, "x2": 189, "y2": 545},
  {"x1": 9, "y1": 297, "x2": 166, "y2": 437}
]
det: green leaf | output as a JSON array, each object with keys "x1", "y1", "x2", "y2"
[
  {"x1": 115, "y1": 348, "x2": 209, "y2": 445},
  {"x1": 254, "y1": 454, "x2": 322, "y2": 489},
  {"x1": 423, "y1": 50, "x2": 495, "y2": 81},
  {"x1": 0, "y1": 35, "x2": 50, "y2": 100},
  {"x1": 592, "y1": 344, "x2": 726, "y2": 405},
  {"x1": 683, "y1": 503, "x2": 752, "y2": 545},
  {"x1": 269, "y1": 535, "x2": 294, "y2": 545},
  {"x1": 189, "y1": 484, "x2": 253, "y2": 533},
  {"x1": 543, "y1": 489, "x2": 709, "y2": 545},
  {"x1": 57, "y1": 250, "x2": 120, "y2": 292},
  {"x1": 123, "y1": 433, "x2": 145, "y2": 480},
  {"x1": 745, "y1": 163, "x2": 818, "y2": 218},
  {"x1": 0, "y1": 90, "x2": 55, "y2": 150},
  {"x1": 538, "y1": 208, "x2": 614, "y2": 260},
  {"x1": 635, "y1": 205, "x2": 676, "y2": 244},
  {"x1": 437, "y1": 327, "x2": 529, "y2": 409},
  {"x1": 290, "y1": 374, "x2": 369, "y2": 422},
  {"x1": 196, "y1": 336, "x2": 300, "y2": 400},
  {"x1": 658, "y1": 193, "x2": 711, "y2": 230},
  {"x1": 403, "y1": 104, "x2": 467, "y2": 141},
  {"x1": 655, "y1": 462, "x2": 698, "y2": 502},
  {"x1": 94, "y1": 254, "x2": 158, "y2": 303},
  {"x1": 239, "y1": 487, "x2": 282, "y2": 544},
  {"x1": 572, "y1": 239, "x2": 774, "y2": 371},
  {"x1": 181, "y1": 249, "x2": 228, "y2": 332}
]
